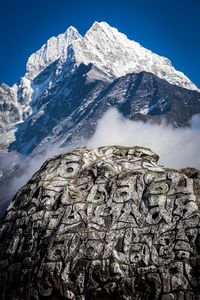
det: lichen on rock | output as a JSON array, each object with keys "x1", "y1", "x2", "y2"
[{"x1": 0, "y1": 146, "x2": 200, "y2": 300}]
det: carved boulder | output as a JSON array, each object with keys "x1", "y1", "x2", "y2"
[{"x1": 0, "y1": 146, "x2": 200, "y2": 299}]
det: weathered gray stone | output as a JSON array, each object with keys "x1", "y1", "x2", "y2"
[{"x1": 0, "y1": 145, "x2": 200, "y2": 299}]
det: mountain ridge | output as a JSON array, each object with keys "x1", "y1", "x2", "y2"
[
  {"x1": 1, "y1": 21, "x2": 199, "y2": 148},
  {"x1": 9, "y1": 69, "x2": 200, "y2": 156}
]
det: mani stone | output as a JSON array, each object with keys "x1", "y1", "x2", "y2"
[{"x1": 0, "y1": 145, "x2": 200, "y2": 300}]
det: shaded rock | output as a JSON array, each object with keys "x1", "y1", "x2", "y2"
[{"x1": 0, "y1": 145, "x2": 200, "y2": 299}]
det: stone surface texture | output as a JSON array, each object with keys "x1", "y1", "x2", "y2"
[{"x1": 0, "y1": 146, "x2": 200, "y2": 300}]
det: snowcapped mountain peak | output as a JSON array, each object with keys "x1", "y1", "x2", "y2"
[
  {"x1": 63, "y1": 26, "x2": 81, "y2": 42},
  {"x1": 72, "y1": 21, "x2": 198, "y2": 91},
  {"x1": 86, "y1": 21, "x2": 112, "y2": 32},
  {"x1": 25, "y1": 26, "x2": 81, "y2": 80},
  {"x1": 66, "y1": 25, "x2": 79, "y2": 33},
  {"x1": 4, "y1": 20, "x2": 199, "y2": 133},
  {"x1": 13, "y1": 21, "x2": 199, "y2": 94}
]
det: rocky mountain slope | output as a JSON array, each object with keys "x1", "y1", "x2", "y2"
[
  {"x1": 9, "y1": 69, "x2": 200, "y2": 156},
  {"x1": 0, "y1": 145, "x2": 200, "y2": 299}
]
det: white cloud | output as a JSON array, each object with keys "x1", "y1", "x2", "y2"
[{"x1": 87, "y1": 108, "x2": 200, "y2": 169}]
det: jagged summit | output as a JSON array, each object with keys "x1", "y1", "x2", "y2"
[
  {"x1": 20, "y1": 21, "x2": 199, "y2": 90},
  {"x1": 25, "y1": 25, "x2": 81, "y2": 80},
  {"x1": 73, "y1": 21, "x2": 198, "y2": 90}
]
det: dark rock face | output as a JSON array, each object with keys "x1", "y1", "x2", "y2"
[
  {"x1": 9, "y1": 63, "x2": 107, "y2": 154},
  {"x1": 0, "y1": 146, "x2": 200, "y2": 299},
  {"x1": 9, "y1": 70, "x2": 200, "y2": 156}
]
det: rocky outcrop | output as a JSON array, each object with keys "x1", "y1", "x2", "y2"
[
  {"x1": 0, "y1": 83, "x2": 20, "y2": 132},
  {"x1": 0, "y1": 146, "x2": 200, "y2": 299},
  {"x1": 0, "y1": 83, "x2": 22, "y2": 149}
]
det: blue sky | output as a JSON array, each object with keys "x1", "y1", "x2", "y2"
[{"x1": 1, "y1": 0, "x2": 199, "y2": 87}]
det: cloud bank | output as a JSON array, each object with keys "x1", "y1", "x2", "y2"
[{"x1": 87, "y1": 108, "x2": 200, "y2": 169}]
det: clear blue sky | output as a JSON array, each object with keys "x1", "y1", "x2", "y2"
[{"x1": 1, "y1": 0, "x2": 199, "y2": 87}]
